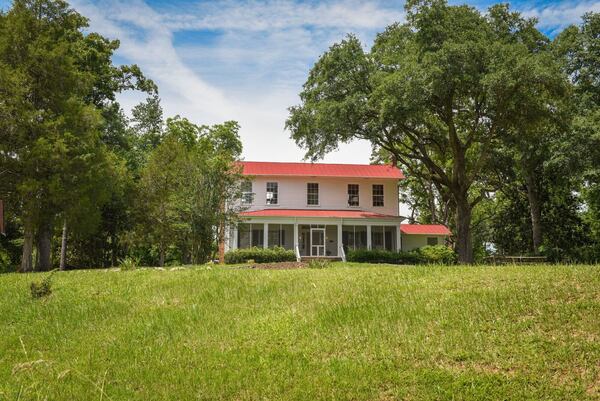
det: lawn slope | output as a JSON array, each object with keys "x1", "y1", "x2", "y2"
[{"x1": 0, "y1": 264, "x2": 599, "y2": 400}]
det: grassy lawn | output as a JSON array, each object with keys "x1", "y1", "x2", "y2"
[{"x1": 0, "y1": 264, "x2": 599, "y2": 400}]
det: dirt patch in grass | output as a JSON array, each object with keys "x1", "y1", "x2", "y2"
[{"x1": 245, "y1": 261, "x2": 307, "y2": 270}]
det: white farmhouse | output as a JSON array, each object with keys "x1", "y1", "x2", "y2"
[{"x1": 226, "y1": 161, "x2": 450, "y2": 260}]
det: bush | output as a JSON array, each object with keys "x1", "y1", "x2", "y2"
[
  {"x1": 225, "y1": 247, "x2": 296, "y2": 264},
  {"x1": 346, "y1": 249, "x2": 423, "y2": 265},
  {"x1": 30, "y1": 270, "x2": 57, "y2": 299},
  {"x1": 119, "y1": 256, "x2": 139, "y2": 271},
  {"x1": 0, "y1": 248, "x2": 13, "y2": 274},
  {"x1": 346, "y1": 246, "x2": 457, "y2": 265},
  {"x1": 307, "y1": 259, "x2": 331, "y2": 269},
  {"x1": 417, "y1": 245, "x2": 457, "y2": 264}
]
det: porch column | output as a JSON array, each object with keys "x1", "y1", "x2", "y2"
[
  {"x1": 337, "y1": 220, "x2": 343, "y2": 257},
  {"x1": 232, "y1": 226, "x2": 238, "y2": 250},
  {"x1": 293, "y1": 222, "x2": 299, "y2": 251},
  {"x1": 396, "y1": 225, "x2": 401, "y2": 252},
  {"x1": 367, "y1": 225, "x2": 372, "y2": 250},
  {"x1": 263, "y1": 223, "x2": 268, "y2": 249}
]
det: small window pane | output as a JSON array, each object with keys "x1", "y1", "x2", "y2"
[
  {"x1": 266, "y1": 182, "x2": 278, "y2": 205},
  {"x1": 307, "y1": 183, "x2": 319, "y2": 205},
  {"x1": 427, "y1": 237, "x2": 438, "y2": 246},
  {"x1": 348, "y1": 184, "x2": 359, "y2": 206},
  {"x1": 372, "y1": 184, "x2": 384, "y2": 207}
]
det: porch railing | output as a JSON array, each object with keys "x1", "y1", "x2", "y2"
[{"x1": 339, "y1": 245, "x2": 346, "y2": 262}]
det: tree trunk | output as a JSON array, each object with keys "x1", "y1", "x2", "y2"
[
  {"x1": 158, "y1": 245, "x2": 165, "y2": 267},
  {"x1": 455, "y1": 196, "x2": 473, "y2": 264},
  {"x1": 523, "y1": 165, "x2": 543, "y2": 254},
  {"x1": 59, "y1": 219, "x2": 67, "y2": 270},
  {"x1": 21, "y1": 220, "x2": 34, "y2": 272},
  {"x1": 36, "y1": 222, "x2": 52, "y2": 271}
]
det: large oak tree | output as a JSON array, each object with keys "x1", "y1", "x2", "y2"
[{"x1": 286, "y1": 0, "x2": 567, "y2": 262}]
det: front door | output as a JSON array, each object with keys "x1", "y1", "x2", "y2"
[{"x1": 310, "y1": 228, "x2": 325, "y2": 256}]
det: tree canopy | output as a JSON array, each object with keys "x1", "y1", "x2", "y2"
[{"x1": 287, "y1": 0, "x2": 570, "y2": 263}]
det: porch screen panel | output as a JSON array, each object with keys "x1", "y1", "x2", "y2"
[
  {"x1": 298, "y1": 225, "x2": 310, "y2": 256},
  {"x1": 268, "y1": 224, "x2": 281, "y2": 248},
  {"x1": 251, "y1": 225, "x2": 264, "y2": 247},
  {"x1": 342, "y1": 225, "x2": 355, "y2": 251},
  {"x1": 238, "y1": 223, "x2": 251, "y2": 248},
  {"x1": 325, "y1": 225, "x2": 338, "y2": 256},
  {"x1": 342, "y1": 225, "x2": 368, "y2": 251},
  {"x1": 384, "y1": 226, "x2": 397, "y2": 251},
  {"x1": 355, "y1": 226, "x2": 367, "y2": 249},
  {"x1": 281, "y1": 224, "x2": 294, "y2": 250},
  {"x1": 371, "y1": 226, "x2": 385, "y2": 250},
  {"x1": 268, "y1": 224, "x2": 294, "y2": 250}
]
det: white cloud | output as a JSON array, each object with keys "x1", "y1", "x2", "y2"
[
  {"x1": 164, "y1": 0, "x2": 403, "y2": 31},
  {"x1": 70, "y1": 0, "x2": 386, "y2": 163},
  {"x1": 522, "y1": 1, "x2": 600, "y2": 33}
]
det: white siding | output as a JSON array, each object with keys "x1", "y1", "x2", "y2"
[
  {"x1": 401, "y1": 234, "x2": 447, "y2": 251},
  {"x1": 239, "y1": 176, "x2": 399, "y2": 216}
]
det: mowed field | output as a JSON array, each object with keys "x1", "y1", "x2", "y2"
[{"x1": 0, "y1": 264, "x2": 599, "y2": 401}]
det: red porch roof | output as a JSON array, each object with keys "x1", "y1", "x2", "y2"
[
  {"x1": 400, "y1": 224, "x2": 452, "y2": 235},
  {"x1": 240, "y1": 209, "x2": 398, "y2": 219},
  {"x1": 239, "y1": 161, "x2": 403, "y2": 179}
]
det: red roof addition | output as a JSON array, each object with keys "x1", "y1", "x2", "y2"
[
  {"x1": 400, "y1": 224, "x2": 452, "y2": 235},
  {"x1": 239, "y1": 161, "x2": 403, "y2": 179},
  {"x1": 240, "y1": 209, "x2": 399, "y2": 219}
]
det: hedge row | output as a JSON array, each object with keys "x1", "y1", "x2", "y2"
[
  {"x1": 224, "y1": 246, "x2": 296, "y2": 264},
  {"x1": 347, "y1": 245, "x2": 456, "y2": 265}
]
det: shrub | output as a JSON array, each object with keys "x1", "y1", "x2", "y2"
[
  {"x1": 346, "y1": 249, "x2": 423, "y2": 265},
  {"x1": 119, "y1": 256, "x2": 139, "y2": 271},
  {"x1": 346, "y1": 246, "x2": 457, "y2": 265},
  {"x1": 225, "y1": 247, "x2": 296, "y2": 264},
  {"x1": 0, "y1": 248, "x2": 13, "y2": 274},
  {"x1": 417, "y1": 245, "x2": 457, "y2": 264},
  {"x1": 30, "y1": 270, "x2": 57, "y2": 299},
  {"x1": 307, "y1": 259, "x2": 331, "y2": 269}
]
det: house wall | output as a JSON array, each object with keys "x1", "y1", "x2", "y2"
[
  {"x1": 401, "y1": 234, "x2": 447, "y2": 251},
  {"x1": 240, "y1": 176, "x2": 400, "y2": 217}
]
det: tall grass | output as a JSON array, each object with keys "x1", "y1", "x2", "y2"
[{"x1": 0, "y1": 264, "x2": 598, "y2": 400}]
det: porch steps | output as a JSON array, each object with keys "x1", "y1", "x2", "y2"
[{"x1": 300, "y1": 257, "x2": 343, "y2": 262}]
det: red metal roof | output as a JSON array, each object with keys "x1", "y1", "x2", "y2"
[
  {"x1": 240, "y1": 209, "x2": 399, "y2": 219},
  {"x1": 400, "y1": 224, "x2": 452, "y2": 235},
  {"x1": 239, "y1": 161, "x2": 404, "y2": 179}
]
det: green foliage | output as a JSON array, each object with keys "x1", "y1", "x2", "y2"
[
  {"x1": 118, "y1": 256, "x2": 139, "y2": 271},
  {"x1": 417, "y1": 245, "x2": 457, "y2": 264},
  {"x1": 347, "y1": 246, "x2": 457, "y2": 265},
  {"x1": 346, "y1": 249, "x2": 423, "y2": 265},
  {"x1": 29, "y1": 270, "x2": 57, "y2": 299},
  {"x1": 0, "y1": 247, "x2": 12, "y2": 273},
  {"x1": 287, "y1": 1, "x2": 569, "y2": 263},
  {"x1": 307, "y1": 259, "x2": 331, "y2": 269},
  {"x1": 134, "y1": 118, "x2": 244, "y2": 266},
  {"x1": 224, "y1": 247, "x2": 296, "y2": 264}
]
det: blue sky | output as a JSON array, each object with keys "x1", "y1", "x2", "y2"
[{"x1": 2, "y1": 0, "x2": 598, "y2": 163}]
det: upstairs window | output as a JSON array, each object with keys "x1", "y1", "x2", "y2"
[
  {"x1": 307, "y1": 183, "x2": 319, "y2": 205},
  {"x1": 348, "y1": 184, "x2": 359, "y2": 206},
  {"x1": 372, "y1": 184, "x2": 384, "y2": 207},
  {"x1": 241, "y1": 181, "x2": 253, "y2": 204},
  {"x1": 266, "y1": 182, "x2": 278, "y2": 205}
]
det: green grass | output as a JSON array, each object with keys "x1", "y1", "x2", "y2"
[{"x1": 1, "y1": 263, "x2": 599, "y2": 400}]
